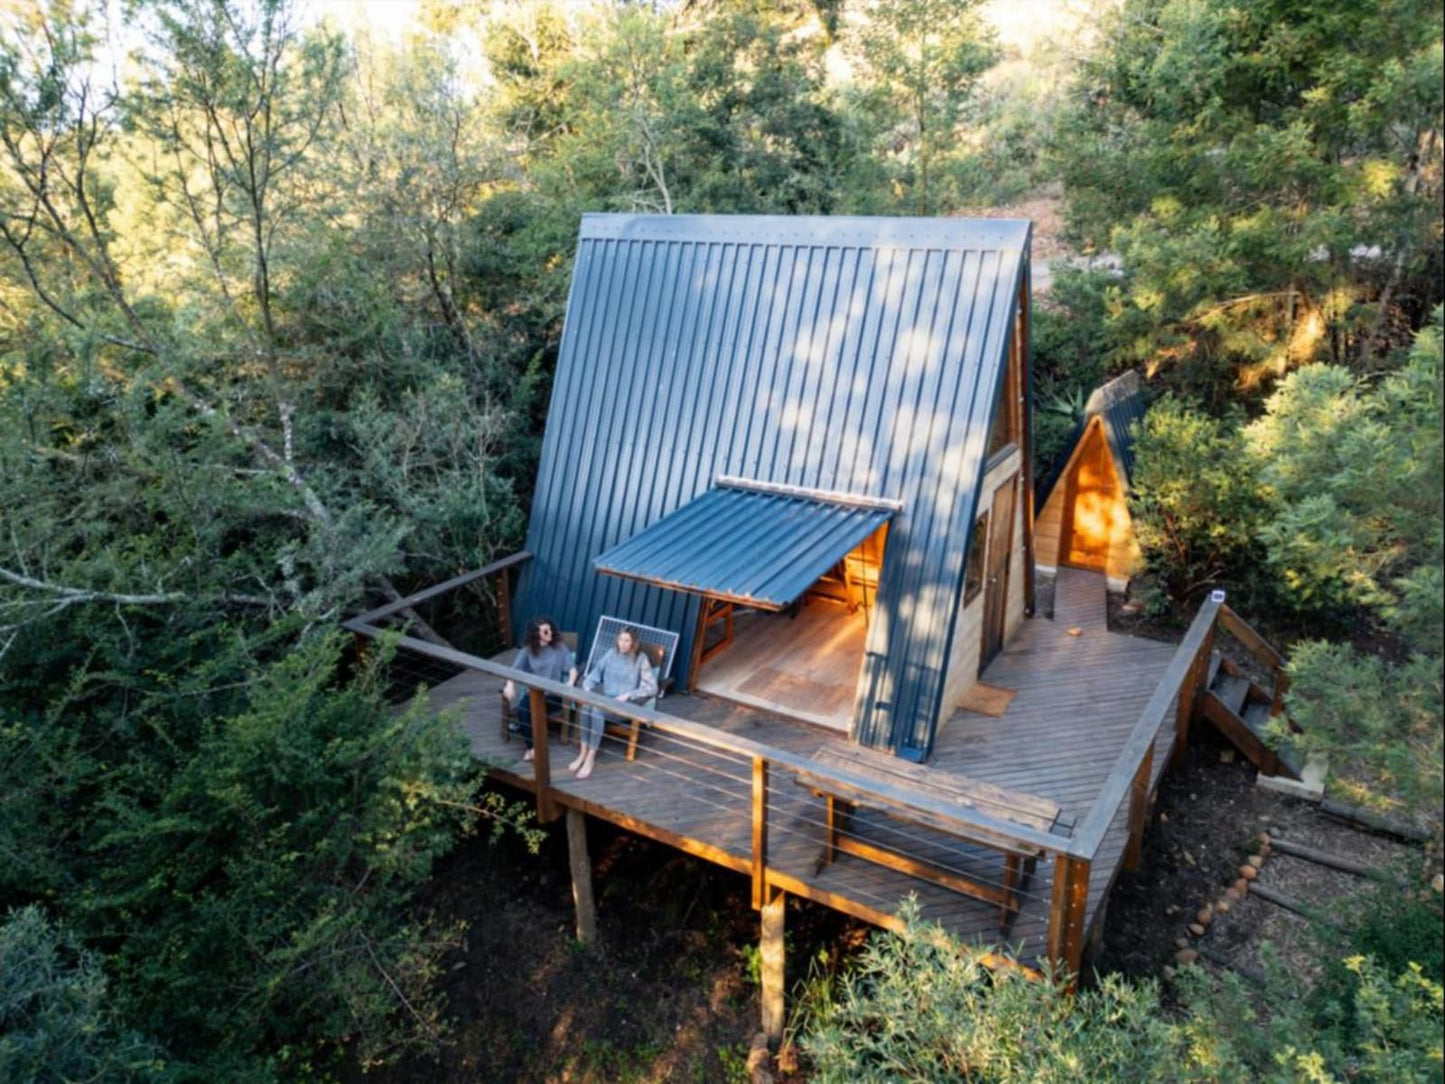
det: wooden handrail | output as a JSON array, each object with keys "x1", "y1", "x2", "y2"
[
  {"x1": 1217, "y1": 604, "x2": 1284, "y2": 671},
  {"x1": 351, "y1": 619, "x2": 1081, "y2": 859},
  {"x1": 343, "y1": 551, "x2": 533, "y2": 630},
  {"x1": 1072, "y1": 594, "x2": 1224, "y2": 857}
]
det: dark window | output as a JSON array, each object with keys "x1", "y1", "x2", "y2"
[
  {"x1": 986, "y1": 359, "x2": 1019, "y2": 460},
  {"x1": 964, "y1": 512, "x2": 988, "y2": 605}
]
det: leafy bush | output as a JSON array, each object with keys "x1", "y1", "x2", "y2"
[
  {"x1": 798, "y1": 902, "x2": 1445, "y2": 1083},
  {"x1": 1127, "y1": 396, "x2": 1268, "y2": 607},
  {"x1": 0, "y1": 906, "x2": 161, "y2": 1083}
]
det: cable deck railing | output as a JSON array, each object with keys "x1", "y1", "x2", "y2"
[{"x1": 343, "y1": 551, "x2": 1223, "y2": 977}]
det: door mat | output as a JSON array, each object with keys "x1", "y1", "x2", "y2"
[{"x1": 957, "y1": 682, "x2": 1017, "y2": 717}]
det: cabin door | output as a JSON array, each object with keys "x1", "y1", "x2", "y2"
[
  {"x1": 980, "y1": 476, "x2": 1017, "y2": 669},
  {"x1": 1060, "y1": 423, "x2": 1113, "y2": 571}
]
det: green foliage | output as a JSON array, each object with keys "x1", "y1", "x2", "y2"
[
  {"x1": 1127, "y1": 396, "x2": 1267, "y2": 605},
  {"x1": 843, "y1": 0, "x2": 999, "y2": 215},
  {"x1": 1247, "y1": 309, "x2": 1444, "y2": 631},
  {"x1": 0, "y1": 906, "x2": 163, "y2": 1083},
  {"x1": 1053, "y1": 0, "x2": 1444, "y2": 392},
  {"x1": 0, "y1": 632, "x2": 514, "y2": 1076},
  {"x1": 799, "y1": 903, "x2": 1445, "y2": 1083}
]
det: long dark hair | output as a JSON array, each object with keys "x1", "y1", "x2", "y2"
[
  {"x1": 615, "y1": 626, "x2": 642, "y2": 655},
  {"x1": 524, "y1": 616, "x2": 560, "y2": 655}
]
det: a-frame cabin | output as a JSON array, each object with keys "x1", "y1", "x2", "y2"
[{"x1": 516, "y1": 213, "x2": 1034, "y2": 761}]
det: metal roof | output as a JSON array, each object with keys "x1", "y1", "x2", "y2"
[
  {"x1": 1037, "y1": 371, "x2": 1146, "y2": 507},
  {"x1": 593, "y1": 482, "x2": 895, "y2": 610},
  {"x1": 516, "y1": 213, "x2": 1029, "y2": 758}
]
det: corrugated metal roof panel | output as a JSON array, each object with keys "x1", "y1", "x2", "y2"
[
  {"x1": 593, "y1": 485, "x2": 894, "y2": 610},
  {"x1": 517, "y1": 213, "x2": 1029, "y2": 758}
]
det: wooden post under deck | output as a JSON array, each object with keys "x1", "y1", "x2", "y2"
[
  {"x1": 1046, "y1": 853, "x2": 1090, "y2": 979},
  {"x1": 760, "y1": 888, "x2": 786, "y2": 1043},
  {"x1": 566, "y1": 808, "x2": 597, "y2": 944},
  {"x1": 1124, "y1": 746, "x2": 1154, "y2": 871},
  {"x1": 529, "y1": 687, "x2": 558, "y2": 823}
]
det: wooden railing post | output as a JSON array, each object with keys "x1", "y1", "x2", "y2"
[
  {"x1": 751, "y1": 755, "x2": 769, "y2": 910},
  {"x1": 1046, "y1": 853, "x2": 1090, "y2": 980},
  {"x1": 1172, "y1": 619, "x2": 1216, "y2": 769},
  {"x1": 530, "y1": 687, "x2": 557, "y2": 823},
  {"x1": 495, "y1": 567, "x2": 512, "y2": 648},
  {"x1": 1124, "y1": 747, "x2": 1154, "y2": 871}
]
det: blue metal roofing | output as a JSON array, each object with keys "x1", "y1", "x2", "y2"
[
  {"x1": 516, "y1": 213, "x2": 1029, "y2": 758},
  {"x1": 1037, "y1": 371, "x2": 1145, "y2": 508},
  {"x1": 593, "y1": 483, "x2": 894, "y2": 610}
]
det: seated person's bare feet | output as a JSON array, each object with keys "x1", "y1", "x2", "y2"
[
  {"x1": 567, "y1": 753, "x2": 585, "y2": 773},
  {"x1": 575, "y1": 756, "x2": 595, "y2": 780},
  {"x1": 523, "y1": 748, "x2": 535, "y2": 762}
]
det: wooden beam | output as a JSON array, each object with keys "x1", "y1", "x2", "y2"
[
  {"x1": 687, "y1": 595, "x2": 710, "y2": 694},
  {"x1": 1124, "y1": 746, "x2": 1153, "y2": 871},
  {"x1": 716, "y1": 475, "x2": 904, "y2": 512},
  {"x1": 760, "y1": 888, "x2": 786, "y2": 1043},
  {"x1": 494, "y1": 565, "x2": 512, "y2": 649},
  {"x1": 342, "y1": 550, "x2": 532, "y2": 630},
  {"x1": 1218, "y1": 605, "x2": 1285, "y2": 670},
  {"x1": 566, "y1": 808, "x2": 597, "y2": 944},
  {"x1": 751, "y1": 755, "x2": 769, "y2": 910},
  {"x1": 529, "y1": 687, "x2": 558, "y2": 823}
]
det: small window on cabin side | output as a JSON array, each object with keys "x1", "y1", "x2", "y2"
[
  {"x1": 964, "y1": 512, "x2": 988, "y2": 605},
  {"x1": 986, "y1": 343, "x2": 1020, "y2": 459}
]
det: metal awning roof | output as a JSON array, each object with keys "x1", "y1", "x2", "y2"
[{"x1": 593, "y1": 480, "x2": 897, "y2": 610}]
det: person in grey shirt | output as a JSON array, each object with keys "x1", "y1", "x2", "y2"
[
  {"x1": 503, "y1": 616, "x2": 577, "y2": 762},
  {"x1": 571, "y1": 626, "x2": 657, "y2": 780}
]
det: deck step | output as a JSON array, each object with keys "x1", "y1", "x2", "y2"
[
  {"x1": 1243, "y1": 701, "x2": 1303, "y2": 779},
  {"x1": 1210, "y1": 673, "x2": 1251, "y2": 717}
]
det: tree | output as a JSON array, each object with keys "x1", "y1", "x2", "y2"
[
  {"x1": 1054, "y1": 0, "x2": 1444, "y2": 394},
  {"x1": 1254, "y1": 313, "x2": 1444, "y2": 830},
  {"x1": 844, "y1": 0, "x2": 998, "y2": 215}
]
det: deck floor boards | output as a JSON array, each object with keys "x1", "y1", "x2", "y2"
[{"x1": 429, "y1": 571, "x2": 1181, "y2": 963}]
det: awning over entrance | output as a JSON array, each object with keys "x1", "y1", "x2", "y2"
[{"x1": 593, "y1": 479, "x2": 898, "y2": 610}]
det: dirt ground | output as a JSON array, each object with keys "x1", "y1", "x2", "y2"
[{"x1": 355, "y1": 816, "x2": 865, "y2": 1083}]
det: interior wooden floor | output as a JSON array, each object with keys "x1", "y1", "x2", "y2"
[
  {"x1": 424, "y1": 568, "x2": 1181, "y2": 964},
  {"x1": 692, "y1": 602, "x2": 866, "y2": 731}
]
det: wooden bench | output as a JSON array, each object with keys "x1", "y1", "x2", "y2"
[{"x1": 796, "y1": 744, "x2": 1074, "y2": 932}]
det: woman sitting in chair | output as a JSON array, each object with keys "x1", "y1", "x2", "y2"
[
  {"x1": 573, "y1": 625, "x2": 657, "y2": 780},
  {"x1": 503, "y1": 616, "x2": 577, "y2": 763}
]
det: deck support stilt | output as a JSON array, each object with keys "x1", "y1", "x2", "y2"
[
  {"x1": 760, "y1": 888, "x2": 786, "y2": 1043},
  {"x1": 566, "y1": 808, "x2": 597, "y2": 945},
  {"x1": 1046, "y1": 853, "x2": 1090, "y2": 981}
]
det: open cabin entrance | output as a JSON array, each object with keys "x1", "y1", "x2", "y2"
[
  {"x1": 1058, "y1": 419, "x2": 1120, "y2": 573},
  {"x1": 687, "y1": 523, "x2": 888, "y2": 732},
  {"x1": 592, "y1": 478, "x2": 899, "y2": 734}
]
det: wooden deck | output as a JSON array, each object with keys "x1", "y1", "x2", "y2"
[
  {"x1": 426, "y1": 568, "x2": 1183, "y2": 962},
  {"x1": 692, "y1": 603, "x2": 865, "y2": 732}
]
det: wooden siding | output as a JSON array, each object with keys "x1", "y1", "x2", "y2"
[
  {"x1": 940, "y1": 446, "x2": 1027, "y2": 717},
  {"x1": 1035, "y1": 418, "x2": 1139, "y2": 590}
]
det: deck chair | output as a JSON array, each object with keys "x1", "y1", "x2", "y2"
[
  {"x1": 499, "y1": 630, "x2": 579, "y2": 744},
  {"x1": 576, "y1": 616, "x2": 680, "y2": 761}
]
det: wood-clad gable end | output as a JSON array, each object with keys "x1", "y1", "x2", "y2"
[
  {"x1": 518, "y1": 214, "x2": 1031, "y2": 759},
  {"x1": 1034, "y1": 373, "x2": 1144, "y2": 592}
]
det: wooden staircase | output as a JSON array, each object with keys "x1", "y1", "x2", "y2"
[{"x1": 1195, "y1": 606, "x2": 1303, "y2": 779}]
